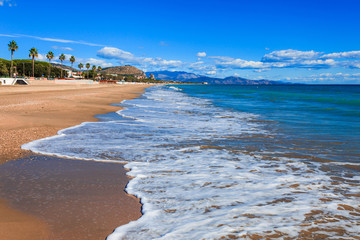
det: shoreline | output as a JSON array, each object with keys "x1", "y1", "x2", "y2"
[{"x1": 0, "y1": 81, "x2": 150, "y2": 239}]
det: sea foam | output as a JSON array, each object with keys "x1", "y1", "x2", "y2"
[{"x1": 22, "y1": 85, "x2": 360, "y2": 239}]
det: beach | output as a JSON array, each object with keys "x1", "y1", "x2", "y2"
[{"x1": 0, "y1": 81, "x2": 148, "y2": 240}]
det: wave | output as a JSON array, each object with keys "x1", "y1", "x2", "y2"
[{"x1": 22, "y1": 85, "x2": 360, "y2": 239}]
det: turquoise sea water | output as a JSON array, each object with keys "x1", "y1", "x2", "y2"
[
  {"x1": 23, "y1": 84, "x2": 360, "y2": 239},
  {"x1": 179, "y1": 85, "x2": 360, "y2": 164}
]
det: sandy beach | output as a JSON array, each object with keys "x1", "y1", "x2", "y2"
[{"x1": 0, "y1": 81, "x2": 148, "y2": 240}]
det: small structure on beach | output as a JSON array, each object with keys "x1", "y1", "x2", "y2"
[{"x1": 0, "y1": 78, "x2": 29, "y2": 85}]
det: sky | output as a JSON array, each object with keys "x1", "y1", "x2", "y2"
[{"x1": 1, "y1": 0, "x2": 360, "y2": 84}]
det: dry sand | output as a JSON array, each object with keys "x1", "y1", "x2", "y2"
[{"x1": 0, "y1": 80, "x2": 149, "y2": 239}]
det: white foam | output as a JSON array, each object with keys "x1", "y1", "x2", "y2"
[{"x1": 22, "y1": 85, "x2": 360, "y2": 239}]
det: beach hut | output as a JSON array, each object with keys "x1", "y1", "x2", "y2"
[{"x1": 0, "y1": 78, "x2": 29, "y2": 85}]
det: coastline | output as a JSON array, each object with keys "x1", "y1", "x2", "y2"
[{"x1": 0, "y1": 81, "x2": 150, "y2": 239}]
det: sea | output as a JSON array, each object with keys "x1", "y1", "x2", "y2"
[{"x1": 23, "y1": 84, "x2": 360, "y2": 239}]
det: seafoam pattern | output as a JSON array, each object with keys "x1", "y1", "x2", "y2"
[{"x1": 23, "y1": 85, "x2": 360, "y2": 239}]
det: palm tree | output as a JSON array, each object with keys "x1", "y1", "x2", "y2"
[
  {"x1": 69, "y1": 56, "x2": 76, "y2": 77},
  {"x1": 46, "y1": 51, "x2": 54, "y2": 78},
  {"x1": 8, "y1": 40, "x2": 18, "y2": 77},
  {"x1": 29, "y1": 48, "x2": 38, "y2": 78},
  {"x1": 59, "y1": 53, "x2": 66, "y2": 78},
  {"x1": 85, "y1": 63, "x2": 90, "y2": 79},
  {"x1": 78, "y1": 63, "x2": 83, "y2": 78},
  {"x1": 97, "y1": 66, "x2": 102, "y2": 80},
  {"x1": 69, "y1": 56, "x2": 76, "y2": 68},
  {"x1": 92, "y1": 65, "x2": 97, "y2": 80}
]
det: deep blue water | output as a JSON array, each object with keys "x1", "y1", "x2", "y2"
[{"x1": 177, "y1": 85, "x2": 360, "y2": 164}]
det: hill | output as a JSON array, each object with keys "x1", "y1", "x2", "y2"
[
  {"x1": 51, "y1": 63, "x2": 78, "y2": 72},
  {"x1": 146, "y1": 70, "x2": 293, "y2": 85},
  {"x1": 100, "y1": 65, "x2": 147, "y2": 78}
]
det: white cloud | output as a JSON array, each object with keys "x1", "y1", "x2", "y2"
[
  {"x1": 52, "y1": 46, "x2": 74, "y2": 51},
  {"x1": 86, "y1": 58, "x2": 113, "y2": 68},
  {"x1": 97, "y1": 47, "x2": 182, "y2": 69},
  {"x1": 97, "y1": 47, "x2": 135, "y2": 61},
  {"x1": 262, "y1": 49, "x2": 320, "y2": 62},
  {"x1": 0, "y1": 33, "x2": 17, "y2": 37},
  {"x1": 212, "y1": 56, "x2": 266, "y2": 69},
  {"x1": 196, "y1": 52, "x2": 207, "y2": 57},
  {"x1": 0, "y1": 0, "x2": 15, "y2": 7},
  {"x1": 187, "y1": 61, "x2": 217, "y2": 74},
  {"x1": 142, "y1": 58, "x2": 182, "y2": 68},
  {"x1": 321, "y1": 51, "x2": 360, "y2": 59},
  {"x1": 0, "y1": 33, "x2": 104, "y2": 47},
  {"x1": 287, "y1": 72, "x2": 360, "y2": 84},
  {"x1": 36, "y1": 53, "x2": 47, "y2": 61},
  {"x1": 206, "y1": 70, "x2": 216, "y2": 75}
]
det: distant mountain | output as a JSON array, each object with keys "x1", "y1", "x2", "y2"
[
  {"x1": 150, "y1": 71, "x2": 202, "y2": 81},
  {"x1": 147, "y1": 70, "x2": 293, "y2": 85},
  {"x1": 51, "y1": 63, "x2": 78, "y2": 72}
]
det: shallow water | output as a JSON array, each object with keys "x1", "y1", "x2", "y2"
[{"x1": 23, "y1": 85, "x2": 360, "y2": 239}]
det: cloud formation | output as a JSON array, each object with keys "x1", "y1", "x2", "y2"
[
  {"x1": 207, "y1": 49, "x2": 360, "y2": 71},
  {"x1": 0, "y1": 33, "x2": 105, "y2": 47},
  {"x1": 196, "y1": 52, "x2": 207, "y2": 57},
  {"x1": 0, "y1": 0, "x2": 15, "y2": 7},
  {"x1": 86, "y1": 58, "x2": 113, "y2": 68},
  {"x1": 321, "y1": 51, "x2": 360, "y2": 59},
  {"x1": 52, "y1": 46, "x2": 74, "y2": 51},
  {"x1": 262, "y1": 49, "x2": 320, "y2": 62},
  {"x1": 286, "y1": 72, "x2": 360, "y2": 84},
  {"x1": 97, "y1": 47, "x2": 183, "y2": 69}
]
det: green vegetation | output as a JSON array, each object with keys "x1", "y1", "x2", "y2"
[
  {"x1": 28, "y1": 47, "x2": 38, "y2": 77},
  {"x1": 59, "y1": 53, "x2": 66, "y2": 78},
  {"x1": 46, "y1": 51, "x2": 54, "y2": 78},
  {"x1": 0, "y1": 60, "x2": 9, "y2": 76},
  {"x1": 1, "y1": 40, "x2": 178, "y2": 84},
  {"x1": 78, "y1": 63, "x2": 83, "y2": 71},
  {"x1": 8, "y1": 40, "x2": 18, "y2": 77},
  {"x1": 85, "y1": 63, "x2": 90, "y2": 79},
  {"x1": 0, "y1": 58, "x2": 65, "y2": 78}
]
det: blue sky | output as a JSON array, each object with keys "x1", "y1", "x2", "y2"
[{"x1": 1, "y1": 0, "x2": 360, "y2": 84}]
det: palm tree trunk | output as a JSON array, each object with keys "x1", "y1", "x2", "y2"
[
  {"x1": 48, "y1": 61, "x2": 51, "y2": 78},
  {"x1": 61, "y1": 61, "x2": 63, "y2": 78},
  {"x1": 32, "y1": 57, "x2": 35, "y2": 77},
  {"x1": 10, "y1": 51, "x2": 13, "y2": 77}
]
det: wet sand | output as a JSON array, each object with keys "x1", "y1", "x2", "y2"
[
  {"x1": 0, "y1": 81, "x2": 148, "y2": 239},
  {"x1": 0, "y1": 155, "x2": 141, "y2": 240}
]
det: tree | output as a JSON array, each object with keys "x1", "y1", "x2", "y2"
[
  {"x1": 46, "y1": 51, "x2": 54, "y2": 78},
  {"x1": 97, "y1": 66, "x2": 102, "y2": 80},
  {"x1": 8, "y1": 40, "x2": 18, "y2": 77},
  {"x1": 69, "y1": 56, "x2": 75, "y2": 77},
  {"x1": 59, "y1": 53, "x2": 66, "y2": 78},
  {"x1": 29, "y1": 48, "x2": 38, "y2": 78},
  {"x1": 78, "y1": 63, "x2": 83, "y2": 78},
  {"x1": 69, "y1": 56, "x2": 75, "y2": 67},
  {"x1": 92, "y1": 65, "x2": 97, "y2": 80},
  {"x1": 85, "y1": 63, "x2": 90, "y2": 79}
]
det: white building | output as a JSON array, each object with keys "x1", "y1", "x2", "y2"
[{"x1": 0, "y1": 78, "x2": 29, "y2": 85}]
